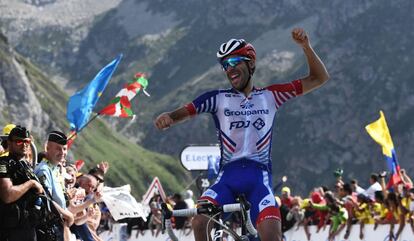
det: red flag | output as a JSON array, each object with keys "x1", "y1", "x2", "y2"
[
  {"x1": 99, "y1": 73, "x2": 149, "y2": 118},
  {"x1": 75, "y1": 159, "x2": 85, "y2": 171}
]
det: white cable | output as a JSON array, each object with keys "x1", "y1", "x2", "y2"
[
  {"x1": 245, "y1": 210, "x2": 258, "y2": 237},
  {"x1": 204, "y1": 212, "x2": 221, "y2": 241},
  {"x1": 165, "y1": 219, "x2": 178, "y2": 241}
]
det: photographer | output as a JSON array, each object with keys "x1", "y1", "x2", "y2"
[{"x1": 0, "y1": 126, "x2": 44, "y2": 241}]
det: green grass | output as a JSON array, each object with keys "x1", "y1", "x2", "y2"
[{"x1": 3, "y1": 46, "x2": 189, "y2": 197}]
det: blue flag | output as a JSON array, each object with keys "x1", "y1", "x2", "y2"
[
  {"x1": 207, "y1": 155, "x2": 220, "y2": 179},
  {"x1": 67, "y1": 54, "x2": 122, "y2": 131}
]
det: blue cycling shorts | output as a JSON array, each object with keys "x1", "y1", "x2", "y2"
[{"x1": 199, "y1": 160, "x2": 281, "y2": 226}]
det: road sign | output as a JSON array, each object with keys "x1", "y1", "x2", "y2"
[{"x1": 180, "y1": 145, "x2": 220, "y2": 171}]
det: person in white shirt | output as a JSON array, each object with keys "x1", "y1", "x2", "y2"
[
  {"x1": 184, "y1": 189, "x2": 195, "y2": 209},
  {"x1": 363, "y1": 173, "x2": 382, "y2": 201},
  {"x1": 351, "y1": 178, "x2": 365, "y2": 194}
]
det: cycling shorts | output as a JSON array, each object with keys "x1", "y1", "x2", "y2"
[{"x1": 199, "y1": 159, "x2": 281, "y2": 226}]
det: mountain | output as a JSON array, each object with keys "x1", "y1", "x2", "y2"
[
  {"x1": 0, "y1": 32, "x2": 188, "y2": 197},
  {"x1": 1, "y1": 0, "x2": 414, "y2": 195}
]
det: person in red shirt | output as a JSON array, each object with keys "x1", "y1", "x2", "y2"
[{"x1": 281, "y1": 187, "x2": 294, "y2": 209}]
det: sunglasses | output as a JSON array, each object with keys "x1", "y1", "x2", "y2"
[
  {"x1": 14, "y1": 139, "x2": 31, "y2": 145},
  {"x1": 221, "y1": 56, "x2": 250, "y2": 71},
  {"x1": 91, "y1": 173, "x2": 104, "y2": 183}
]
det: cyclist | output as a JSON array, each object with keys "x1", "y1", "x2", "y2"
[{"x1": 154, "y1": 28, "x2": 329, "y2": 241}]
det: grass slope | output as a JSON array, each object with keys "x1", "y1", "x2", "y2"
[{"x1": 10, "y1": 51, "x2": 189, "y2": 197}]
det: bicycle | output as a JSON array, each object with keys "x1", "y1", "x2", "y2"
[{"x1": 161, "y1": 195, "x2": 258, "y2": 241}]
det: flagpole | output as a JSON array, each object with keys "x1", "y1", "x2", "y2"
[
  {"x1": 182, "y1": 172, "x2": 203, "y2": 191},
  {"x1": 67, "y1": 113, "x2": 101, "y2": 140}
]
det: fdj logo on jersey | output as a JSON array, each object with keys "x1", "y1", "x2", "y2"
[
  {"x1": 230, "y1": 120, "x2": 250, "y2": 130},
  {"x1": 261, "y1": 199, "x2": 270, "y2": 206},
  {"x1": 230, "y1": 118, "x2": 266, "y2": 130}
]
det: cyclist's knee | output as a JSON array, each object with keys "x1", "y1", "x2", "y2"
[
  {"x1": 257, "y1": 218, "x2": 282, "y2": 241},
  {"x1": 192, "y1": 215, "x2": 209, "y2": 231}
]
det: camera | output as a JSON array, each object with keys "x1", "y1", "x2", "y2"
[{"x1": 379, "y1": 171, "x2": 387, "y2": 178}]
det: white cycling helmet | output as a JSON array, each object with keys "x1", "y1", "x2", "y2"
[{"x1": 216, "y1": 39, "x2": 256, "y2": 62}]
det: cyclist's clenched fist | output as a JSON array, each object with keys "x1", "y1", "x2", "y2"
[
  {"x1": 291, "y1": 27, "x2": 310, "y2": 47},
  {"x1": 154, "y1": 112, "x2": 174, "y2": 130}
]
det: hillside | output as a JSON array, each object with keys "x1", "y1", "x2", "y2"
[{"x1": 0, "y1": 32, "x2": 188, "y2": 197}]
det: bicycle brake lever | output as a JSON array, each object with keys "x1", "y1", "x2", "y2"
[
  {"x1": 238, "y1": 194, "x2": 251, "y2": 211},
  {"x1": 161, "y1": 203, "x2": 172, "y2": 219}
]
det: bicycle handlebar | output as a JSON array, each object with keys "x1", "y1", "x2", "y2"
[
  {"x1": 170, "y1": 203, "x2": 242, "y2": 217},
  {"x1": 161, "y1": 198, "x2": 257, "y2": 240}
]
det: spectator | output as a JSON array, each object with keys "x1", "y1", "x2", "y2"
[
  {"x1": 351, "y1": 178, "x2": 365, "y2": 194},
  {"x1": 310, "y1": 191, "x2": 348, "y2": 241},
  {"x1": 372, "y1": 191, "x2": 388, "y2": 228},
  {"x1": 363, "y1": 173, "x2": 382, "y2": 201},
  {"x1": 286, "y1": 196, "x2": 305, "y2": 230},
  {"x1": 375, "y1": 192, "x2": 407, "y2": 240},
  {"x1": 184, "y1": 189, "x2": 195, "y2": 209},
  {"x1": 311, "y1": 191, "x2": 328, "y2": 226},
  {"x1": 354, "y1": 193, "x2": 374, "y2": 239},
  {"x1": 69, "y1": 174, "x2": 100, "y2": 241},
  {"x1": 400, "y1": 169, "x2": 413, "y2": 189},
  {"x1": 334, "y1": 182, "x2": 343, "y2": 199},
  {"x1": 304, "y1": 191, "x2": 328, "y2": 238},
  {"x1": 281, "y1": 186, "x2": 294, "y2": 209},
  {"x1": 65, "y1": 164, "x2": 77, "y2": 189},
  {"x1": 65, "y1": 166, "x2": 101, "y2": 239},
  {"x1": 0, "y1": 123, "x2": 16, "y2": 157},
  {"x1": 172, "y1": 193, "x2": 189, "y2": 229},
  {"x1": 278, "y1": 195, "x2": 296, "y2": 233},
  {"x1": 148, "y1": 194, "x2": 163, "y2": 237},
  {"x1": 87, "y1": 162, "x2": 109, "y2": 240},
  {"x1": 408, "y1": 188, "x2": 414, "y2": 232},
  {"x1": 80, "y1": 174, "x2": 104, "y2": 241},
  {"x1": 339, "y1": 183, "x2": 358, "y2": 239},
  {"x1": 125, "y1": 217, "x2": 146, "y2": 239},
  {"x1": 88, "y1": 161, "x2": 109, "y2": 192}
]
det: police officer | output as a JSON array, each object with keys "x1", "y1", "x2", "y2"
[
  {"x1": 34, "y1": 131, "x2": 74, "y2": 241},
  {"x1": 0, "y1": 126, "x2": 44, "y2": 241}
]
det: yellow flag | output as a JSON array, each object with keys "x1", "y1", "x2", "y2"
[{"x1": 365, "y1": 111, "x2": 394, "y2": 157}]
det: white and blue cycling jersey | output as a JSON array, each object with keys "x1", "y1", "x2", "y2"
[
  {"x1": 185, "y1": 79, "x2": 303, "y2": 171},
  {"x1": 186, "y1": 79, "x2": 303, "y2": 225}
]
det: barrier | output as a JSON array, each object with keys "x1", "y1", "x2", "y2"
[{"x1": 100, "y1": 223, "x2": 414, "y2": 241}]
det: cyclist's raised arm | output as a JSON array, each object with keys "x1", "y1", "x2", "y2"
[
  {"x1": 292, "y1": 28, "x2": 329, "y2": 95},
  {"x1": 154, "y1": 106, "x2": 191, "y2": 130},
  {"x1": 155, "y1": 90, "x2": 219, "y2": 130}
]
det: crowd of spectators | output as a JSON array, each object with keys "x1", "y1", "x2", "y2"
[
  {"x1": 105, "y1": 190, "x2": 196, "y2": 239},
  {"x1": 278, "y1": 169, "x2": 414, "y2": 241},
  {"x1": 99, "y1": 170, "x2": 412, "y2": 241},
  {"x1": 4, "y1": 124, "x2": 412, "y2": 241}
]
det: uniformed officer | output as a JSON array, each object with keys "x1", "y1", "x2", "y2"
[
  {"x1": 0, "y1": 126, "x2": 44, "y2": 241},
  {"x1": 34, "y1": 131, "x2": 74, "y2": 241}
]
